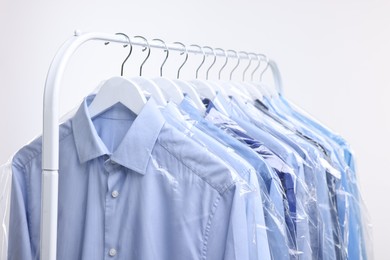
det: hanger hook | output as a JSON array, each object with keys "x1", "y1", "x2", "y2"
[
  {"x1": 152, "y1": 38, "x2": 169, "y2": 77},
  {"x1": 258, "y1": 53, "x2": 270, "y2": 81},
  {"x1": 114, "y1": 33, "x2": 133, "y2": 77},
  {"x1": 133, "y1": 36, "x2": 151, "y2": 76},
  {"x1": 203, "y1": 46, "x2": 217, "y2": 80},
  {"x1": 215, "y1": 48, "x2": 228, "y2": 80},
  {"x1": 249, "y1": 53, "x2": 260, "y2": 81},
  {"x1": 189, "y1": 44, "x2": 206, "y2": 79},
  {"x1": 227, "y1": 50, "x2": 240, "y2": 80},
  {"x1": 239, "y1": 51, "x2": 251, "y2": 81},
  {"x1": 173, "y1": 42, "x2": 188, "y2": 79}
]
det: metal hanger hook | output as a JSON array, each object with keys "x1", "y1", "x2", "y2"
[
  {"x1": 114, "y1": 33, "x2": 133, "y2": 76},
  {"x1": 249, "y1": 53, "x2": 260, "y2": 81},
  {"x1": 189, "y1": 44, "x2": 206, "y2": 79},
  {"x1": 134, "y1": 36, "x2": 151, "y2": 76},
  {"x1": 227, "y1": 50, "x2": 240, "y2": 80},
  {"x1": 152, "y1": 38, "x2": 169, "y2": 77},
  {"x1": 173, "y1": 42, "x2": 188, "y2": 79},
  {"x1": 239, "y1": 51, "x2": 251, "y2": 81},
  {"x1": 215, "y1": 48, "x2": 228, "y2": 80},
  {"x1": 258, "y1": 53, "x2": 270, "y2": 81},
  {"x1": 203, "y1": 46, "x2": 217, "y2": 80}
]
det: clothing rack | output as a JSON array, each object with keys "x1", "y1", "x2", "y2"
[{"x1": 41, "y1": 30, "x2": 284, "y2": 260}]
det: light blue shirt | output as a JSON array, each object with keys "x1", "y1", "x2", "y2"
[
  {"x1": 229, "y1": 96, "x2": 341, "y2": 260},
  {"x1": 178, "y1": 97, "x2": 292, "y2": 260},
  {"x1": 9, "y1": 96, "x2": 259, "y2": 260},
  {"x1": 161, "y1": 102, "x2": 271, "y2": 260},
  {"x1": 212, "y1": 94, "x2": 316, "y2": 260},
  {"x1": 265, "y1": 95, "x2": 366, "y2": 260}
]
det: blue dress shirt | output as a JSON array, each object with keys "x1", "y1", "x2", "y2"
[
  {"x1": 265, "y1": 96, "x2": 367, "y2": 260},
  {"x1": 161, "y1": 102, "x2": 272, "y2": 260},
  {"x1": 204, "y1": 106, "x2": 303, "y2": 258},
  {"x1": 228, "y1": 96, "x2": 341, "y2": 260},
  {"x1": 211, "y1": 94, "x2": 317, "y2": 260},
  {"x1": 177, "y1": 97, "x2": 293, "y2": 260},
  {"x1": 9, "y1": 96, "x2": 260, "y2": 260},
  {"x1": 259, "y1": 97, "x2": 349, "y2": 258}
]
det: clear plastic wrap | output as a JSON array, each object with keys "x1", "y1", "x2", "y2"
[
  {"x1": 263, "y1": 94, "x2": 373, "y2": 259},
  {"x1": 243, "y1": 104, "x2": 347, "y2": 259},
  {"x1": 208, "y1": 93, "x2": 368, "y2": 260},
  {"x1": 0, "y1": 161, "x2": 12, "y2": 260},
  {"x1": 165, "y1": 100, "x2": 294, "y2": 259},
  {"x1": 201, "y1": 101, "x2": 314, "y2": 258}
]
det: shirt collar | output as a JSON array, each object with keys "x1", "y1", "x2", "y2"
[{"x1": 72, "y1": 96, "x2": 165, "y2": 175}]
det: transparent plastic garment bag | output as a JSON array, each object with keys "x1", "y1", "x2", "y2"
[{"x1": 0, "y1": 161, "x2": 12, "y2": 260}]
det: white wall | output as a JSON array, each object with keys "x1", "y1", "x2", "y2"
[{"x1": 1, "y1": 0, "x2": 389, "y2": 258}]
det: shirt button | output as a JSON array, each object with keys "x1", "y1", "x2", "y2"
[
  {"x1": 109, "y1": 248, "x2": 117, "y2": 256},
  {"x1": 111, "y1": 190, "x2": 119, "y2": 198}
]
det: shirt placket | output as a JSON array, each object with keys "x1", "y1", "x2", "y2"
[{"x1": 103, "y1": 158, "x2": 123, "y2": 259}]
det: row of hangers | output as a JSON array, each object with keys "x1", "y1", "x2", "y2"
[{"x1": 88, "y1": 33, "x2": 279, "y2": 118}]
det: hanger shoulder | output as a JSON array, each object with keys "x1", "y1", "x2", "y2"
[
  {"x1": 152, "y1": 77, "x2": 184, "y2": 104},
  {"x1": 172, "y1": 79, "x2": 206, "y2": 112},
  {"x1": 241, "y1": 82, "x2": 264, "y2": 101},
  {"x1": 189, "y1": 79, "x2": 216, "y2": 100},
  {"x1": 131, "y1": 76, "x2": 167, "y2": 106},
  {"x1": 88, "y1": 76, "x2": 147, "y2": 118}
]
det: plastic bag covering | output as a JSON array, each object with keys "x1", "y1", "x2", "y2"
[
  {"x1": 0, "y1": 161, "x2": 12, "y2": 260},
  {"x1": 208, "y1": 93, "x2": 358, "y2": 260},
  {"x1": 263, "y1": 93, "x2": 373, "y2": 260},
  {"x1": 235, "y1": 98, "x2": 349, "y2": 260},
  {"x1": 203, "y1": 104, "x2": 316, "y2": 259},
  {"x1": 162, "y1": 101, "x2": 292, "y2": 260}
]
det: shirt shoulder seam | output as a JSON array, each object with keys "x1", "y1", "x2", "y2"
[
  {"x1": 13, "y1": 130, "x2": 74, "y2": 169},
  {"x1": 156, "y1": 140, "x2": 236, "y2": 194}
]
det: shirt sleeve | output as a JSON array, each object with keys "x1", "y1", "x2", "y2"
[
  {"x1": 8, "y1": 164, "x2": 33, "y2": 260},
  {"x1": 204, "y1": 182, "x2": 249, "y2": 260},
  {"x1": 204, "y1": 177, "x2": 272, "y2": 260}
]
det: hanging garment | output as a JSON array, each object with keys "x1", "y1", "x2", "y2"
[
  {"x1": 263, "y1": 95, "x2": 369, "y2": 259},
  {"x1": 171, "y1": 97, "x2": 293, "y2": 260},
  {"x1": 210, "y1": 93, "x2": 345, "y2": 260},
  {"x1": 7, "y1": 96, "x2": 265, "y2": 260}
]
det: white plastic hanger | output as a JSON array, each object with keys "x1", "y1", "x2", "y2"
[
  {"x1": 152, "y1": 77, "x2": 184, "y2": 104},
  {"x1": 251, "y1": 54, "x2": 278, "y2": 98},
  {"x1": 171, "y1": 41, "x2": 206, "y2": 111},
  {"x1": 245, "y1": 52, "x2": 268, "y2": 99},
  {"x1": 200, "y1": 46, "x2": 230, "y2": 99},
  {"x1": 186, "y1": 44, "x2": 217, "y2": 100},
  {"x1": 88, "y1": 33, "x2": 146, "y2": 118},
  {"x1": 235, "y1": 51, "x2": 264, "y2": 102},
  {"x1": 128, "y1": 36, "x2": 167, "y2": 106},
  {"x1": 139, "y1": 38, "x2": 184, "y2": 105},
  {"x1": 89, "y1": 77, "x2": 147, "y2": 117},
  {"x1": 213, "y1": 49, "x2": 252, "y2": 101},
  {"x1": 131, "y1": 76, "x2": 166, "y2": 105}
]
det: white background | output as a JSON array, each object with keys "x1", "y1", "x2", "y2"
[{"x1": 1, "y1": 0, "x2": 389, "y2": 258}]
